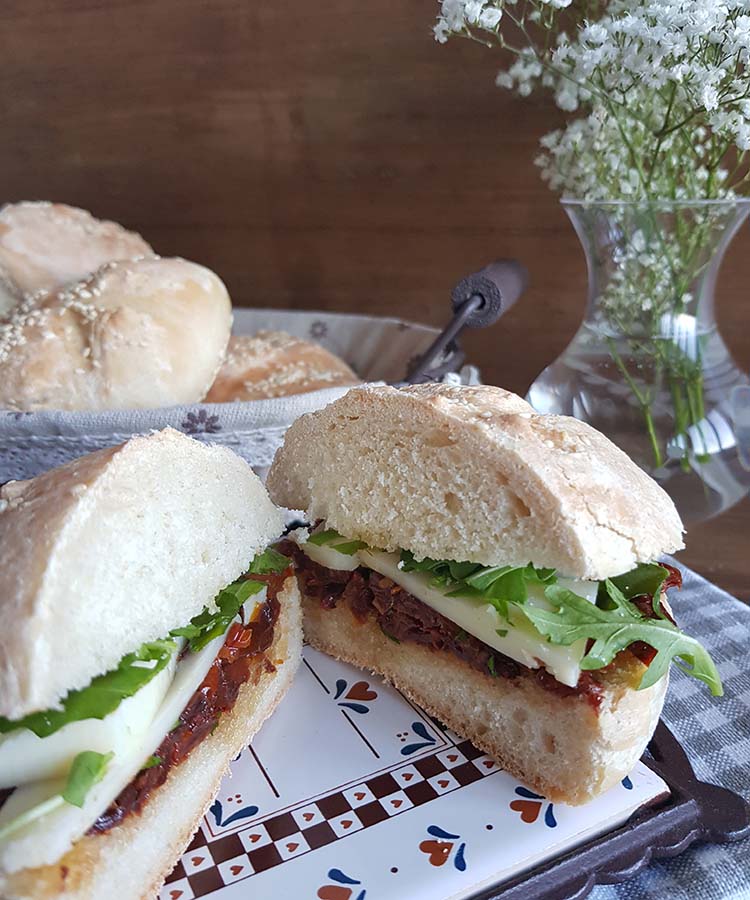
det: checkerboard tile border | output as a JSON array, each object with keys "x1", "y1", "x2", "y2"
[{"x1": 161, "y1": 740, "x2": 499, "y2": 898}]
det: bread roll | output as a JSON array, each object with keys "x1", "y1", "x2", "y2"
[
  {"x1": 0, "y1": 257, "x2": 232, "y2": 412},
  {"x1": 204, "y1": 331, "x2": 359, "y2": 403},
  {"x1": 0, "y1": 202, "x2": 152, "y2": 317},
  {"x1": 303, "y1": 597, "x2": 666, "y2": 805},
  {"x1": 267, "y1": 383, "x2": 684, "y2": 581},
  {"x1": 0, "y1": 427, "x2": 282, "y2": 720},
  {"x1": 0, "y1": 579, "x2": 302, "y2": 900}
]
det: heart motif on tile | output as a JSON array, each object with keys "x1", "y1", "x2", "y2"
[
  {"x1": 341, "y1": 819, "x2": 353, "y2": 829},
  {"x1": 438, "y1": 779, "x2": 449, "y2": 788},
  {"x1": 286, "y1": 842, "x2": 299, "y2": 852},
  {"x1": 510, "y1": 798, "x2": 542, "y2": 823},
  {"x1": 419, "y1": 839, "x2": 453, "y2": 867},
  {"x1": 190, "y1": 856, "x2": 203, "y2": 867},
  {"x1": 303, "y1": 812, "x2": 314, "y2": 821},
  {"x1": 447, "y1": 754, "x2": 458, "y2": 762},
  {"x1": 248, "y1": 833, "x2": 262, "y2": 843},
  {"x1": 482, "y1": 760, "x2": 495, "y2": 769},
  {"x1": 391, "y1": 799, "x2": 402, "y2": 808},
  {"x1": 230, "y1": 865, "x2": 243, "y2": 876},
  {"x1": 402, "y1": 773, "x2": 413, "y2": 782},
  {"x1": 354, "y1": 792, "x2": 366, "y2": 800},
  {"x1": 169, "y1": 892, "x2": 183, "y2": 900},
  {"x1": 317, "y1": 888, "x2": 352, "y2": 900},
  {"x1": 345, "y1": 681, "x2": 377, "y2": 702}
]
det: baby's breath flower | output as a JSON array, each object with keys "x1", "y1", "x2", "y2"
[{"x1": 437, "y1": 0, "x2": 750, "y2": 203}]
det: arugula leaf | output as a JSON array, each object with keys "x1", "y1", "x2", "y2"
[
  {"x1": 604, "y1": 563, "x2": 669, "y2": 618},
  {"x1": 379, "y1": 625, "x2": 401, "y2": 643},
  {"x1": 397, "y1": 551, "x2": 719, "y2": 696},
  {"x1": 0, "y1": 550, "x2": 280, "y2": 738},
  {"x1": 521, "y1": 585, "x2": 723, "y2": 696},
  {"x1": 142, "y1": 755, "x2": 162, "y2": 770},
  {"x1": 330, "y1": 539, "x2": 368, "y2": 556},
  {"x1": 400, "y1": 551, "x2": 557, "y2": 619},
  {"x1": 307, "y1": 528, "x2": 343, "y2": 546},
  {"x1": 171, "y1": 579, "x2": 265, "y2": 652},
  {"x1": 62, "y1": 750, "x2": 114, "y2": 808},
  {"x1": 247, "y1": 548, "x2": 291, "y2": 575},
  {"x1": 307, "y1": 528, "x2": 367, "y2": 556},
  {"x1": 0, "y1": 640, "x2": 177, "y2": 738}
]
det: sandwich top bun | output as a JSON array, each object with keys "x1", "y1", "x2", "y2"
[
  {"x1": 0, "y1": 427, "x2": 283, "y2": 720},
  {"x1": 267, "y1": 383, "x2": 684, "y2": 580},
  {"x1": 0, "y1": 257, "x2": 232, "y2": 411},
  {"x1": 204, "y1": 331, "x2": 360, "y2": 402},
  {"x1": 0, "y1": 202, "x2": 153, "y2": 317}
]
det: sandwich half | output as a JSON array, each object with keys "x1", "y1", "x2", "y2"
[
  {"x1": 0, "y1": 428, "x2": 302, "y2": 899},
  {"x1": 267, "y1": 384, "x2": 721, "y2": 805}
]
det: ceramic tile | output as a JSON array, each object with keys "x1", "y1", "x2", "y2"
[{"x1": 163, "y1": 646, "x2": 669, "y2": 898}]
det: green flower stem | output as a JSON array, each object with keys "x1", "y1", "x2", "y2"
[{"x1": 606, "y1": 336, "x2": 665, "y2": 468}]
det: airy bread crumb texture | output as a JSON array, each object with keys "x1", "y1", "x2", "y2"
[
  {"x1": 0, "y1": 428, "x2": 283, "y2": 720},
  {"x1": 0, "y1": 577, "x2": 303, "y2": 900},
  {"x1": 266, "y1": 384, "x2": 684, "y2": 580},
  {"x1": 303, "y1": 598, "x2": 666, "y2": 806}
]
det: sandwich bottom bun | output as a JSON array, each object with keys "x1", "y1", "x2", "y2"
[
  {"x1": 302, "y1": 595, "x2": 667, "y2": 806},
  {"x1": 1, "y1": 577, "x2": 303, "y2": 900}
]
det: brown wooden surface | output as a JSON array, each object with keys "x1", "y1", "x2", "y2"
[{"x1": 0, "y1": 0, "x2": 747, "y2": 598}]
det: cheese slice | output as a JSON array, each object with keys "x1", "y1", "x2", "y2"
[
  {"x1": 298, "y1": 538, "x2": 597, "y2": 688},
  {"x1": 0, "y1": 591, "x2": 265, "y2": 874},
  {"x1": 293, "y1": 531, "x2": 360, "y2": 572},
  {"x1": 360, "y1": 550, "x2": 595, "y2": 687},
  {"x1": 0, "y1": 654, "x2": 177, "y2": 789}
]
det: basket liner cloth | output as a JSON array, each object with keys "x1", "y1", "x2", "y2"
[{"x1": 0, "y1": 308, "x2": 464, "y2": 482}]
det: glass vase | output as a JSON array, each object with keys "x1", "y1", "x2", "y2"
[{"x1": 527, "y1": 199, "x2": 750, "y2": 524}]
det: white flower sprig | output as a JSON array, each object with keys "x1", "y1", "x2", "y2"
[
  {"x1": 435, "y1": 2, "x2": 750, "y2": 470},
  {"x1": 435, "y1": 0, "x2": 750, "y2": 200}
]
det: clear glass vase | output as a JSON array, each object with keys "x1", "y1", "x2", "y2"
[{"x1": 527, "y1": 199, "x2": 750, "y2": 524}]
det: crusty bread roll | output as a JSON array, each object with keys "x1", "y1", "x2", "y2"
[
  {"x1": 1, "y1": 579, "x2": 302, "y2": 900},
  {"x1": 267, "y1": 383, "x2": 684, "y2": 581},
  {"x1": 267, "y1": 383, "x2": 697, "y2": 804},
  {"x1": 0, "y1": 427, "x2": 282, "y2": 720},
  {"x1": 204, "y1": 331, "x2": 359, "y2": 403},
  {"x1": 0, "y1": 257, "x2": 232, "y2": 412},
  {"x1": 0, "y1": 202, "x2": 153, "y2": 317},
  {"x1": 303, "y1": 599, "x2": 666, "y2": 805}
]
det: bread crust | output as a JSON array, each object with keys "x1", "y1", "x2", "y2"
[
  {"x1": 0, "y1": 202, "x2": 152, "y2": 315},
  {"x1": 0, "y1": 429, "x2": 283, "y2": 719},
  {"x1": 204, "y1": 331, "x2": 359, "y2": 403},
  {"x1": 267, "y1": 384, "x2": 684, "y2": 580},
  {"x1": 0, "y1": 257, "x2": 232, "y2": 411},
  {"x1": 302, "y1": 595, "x2": 666, "y2": 806},
  {"x1": 0, "y1": 577, "x2": 302, "y2": 900}
]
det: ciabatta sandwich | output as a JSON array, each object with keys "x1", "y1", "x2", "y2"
[
  {"x1": 0, "y1": 428, "x2": 302, "y2": 899},
  {"x1": 267, "y1": 384, "x2": 721, "y2": 805}
]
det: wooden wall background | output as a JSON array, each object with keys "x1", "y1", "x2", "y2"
[{"x1": 1, "y1": 0, "x2": 748, "y2": 596}]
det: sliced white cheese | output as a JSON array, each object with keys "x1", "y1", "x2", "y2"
[
  {"x1": 0, "y1": 591, "x2": 265, "y2": 874},
  {"x1": 359, "y1": 549, "x2": 596, "y2": 688},
  {"x1": 298, "y1": 536, "x2": 361, "y2": 572},
  {"x1": 0, "y1": 780, "x2": 66, "y2": 843},
  {"x1": 0, "y1": 654, "x2": 177, "y2": 789}
]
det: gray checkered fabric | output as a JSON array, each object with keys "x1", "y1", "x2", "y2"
[{"x1": 593, "y1": 559, "x2": 750, "y2": 900}]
